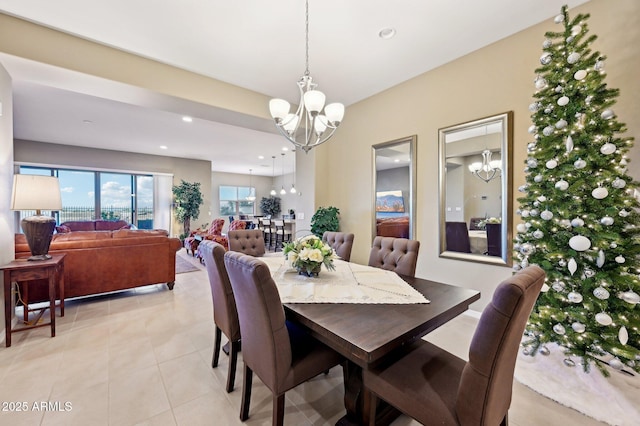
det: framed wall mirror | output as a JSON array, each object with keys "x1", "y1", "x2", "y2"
[
  {"x1": 372, "y1": 135, "x2": 416, "y2": 241},
  {"x1": 438, "y1": 112, "x2": 513, "y2": 266}
]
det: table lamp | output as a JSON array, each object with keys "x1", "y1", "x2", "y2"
[{"x1": 11, "y1": 174, "x2": 62, "y2": 261}]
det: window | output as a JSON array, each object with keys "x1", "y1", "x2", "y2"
[
  {"x1": 18, "y1": 166, "x2": 154, "y2": 228},
  {"x1": 219, "y1": 185, "x2": 254, "y2": 216}
]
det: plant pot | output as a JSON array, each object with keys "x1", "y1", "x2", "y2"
[{"x1": 297, "y1": 263, "x2": 321, "y2": 277}]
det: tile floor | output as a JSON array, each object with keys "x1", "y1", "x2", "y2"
[{"x1": 0, "y1": 250, "x2": 605, "y2": 426}]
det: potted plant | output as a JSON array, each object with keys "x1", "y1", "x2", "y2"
[
  {"x1": 172, "y1": 180, "x2": 204, "y2": 238},
  {"x1": 260, "y1": 196, "x2": 281, "y2": 218},
  {"x1": 310, "y1": 206, "x2": 340, "y2": 238}
]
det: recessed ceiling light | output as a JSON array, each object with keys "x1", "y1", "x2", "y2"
[
  {"x1": 182, "y1": 116, "x2": 193, "y2": 123},
  {"x1": 160, "y1": 145, "x2": 168, "y2": 150},
  {"x1": 258, "y1": 155, "x2": 265, "y2": 160},
  {"x1": 379, "y1": 27, "x2": 396, "y2": 40}
]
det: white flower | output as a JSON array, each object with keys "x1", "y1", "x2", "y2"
[
  {"x1": 299, "y1": 247, "x2": 313, "y2": 261},
  {"x1": 288, "y1": 252, "x2": 298, "y2": 266},
  {"x1": 308, "y1": 248, "x2": 324, "y2": 262}
]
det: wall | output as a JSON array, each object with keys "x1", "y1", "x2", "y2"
[
  {"x1": 316, "y1": 0, "x2": 640, "y2": 310},
  {"x1": 13, "y1": 140, "x2": 212, "y2": 236},
  {"x1": 0, "y1": 62, "x2": 13, "y2": 342}
]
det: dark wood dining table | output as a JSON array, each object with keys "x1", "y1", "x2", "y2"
[{"x1": 283, "y1": 274, "x2": 481, "y2": 425}]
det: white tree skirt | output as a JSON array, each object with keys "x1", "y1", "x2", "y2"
[{"x1": 514, "y1": 343, "x2": 640, "y2": 426}]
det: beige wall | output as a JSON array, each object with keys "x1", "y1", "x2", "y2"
[
  {"x1": 316, "y1": 0, "x2": 640, "y2": 310},
  {"x1": 0, "y1": 62, "x2": 14, "y2": 342},
  {"x1": 14, "y1": 140, "x2": 212, "y2": 236}
]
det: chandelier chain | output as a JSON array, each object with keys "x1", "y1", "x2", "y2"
[{"x1": 304, "y1": 0, "x2": 310, "y2": 76}]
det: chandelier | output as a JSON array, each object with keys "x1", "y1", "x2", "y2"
[
  {"x1": 468, "y1": 150, "x2": 501, "y2": 183},
  {"x1": 268, "y1": 0, "x2": 344, "y2": 153}
]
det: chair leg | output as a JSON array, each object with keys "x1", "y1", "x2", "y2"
[
  {"x1": 273, "y1": 393, "x2": 285, "y2": 426},
  {"x1": 240, "y1": 364, "x2": 253, "y2": 421},
  {"x1": 226, "y1": 340, "x2": 240, "y2": 393},
  {"x1": 212, "y1": 326, "x2": 222, "y2": 368}
]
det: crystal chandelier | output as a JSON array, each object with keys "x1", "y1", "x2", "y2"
[
  {"x1": 468, "y1": 150, "x2": 501, "y2": 183},
  {"x1": 268, "y1": 0, "x2": 344, "y2": 153}
]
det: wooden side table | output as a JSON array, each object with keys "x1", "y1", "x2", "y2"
[{"x1": 2, "y1": 254, "x2": 65, "y2": 347}]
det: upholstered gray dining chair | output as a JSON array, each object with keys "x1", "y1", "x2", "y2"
[
  {"x1": 322, "y1": 231, "x2": 355, "y2": 262},
  {"x1": 228, "y1": 229, "x2": 266, "y2": 257},
  {"x1": 198, "y1": 240, "x2": 241, "y2": 393},
  {"x1": 368, "y1": 236, "x2": 420, "y2": 277},
  {"x1": 363, "y1": 265, "x2": 545, "y2": 426},
  {"x1": 223, "y1": 251, "x2": 343, "y2": 426}
]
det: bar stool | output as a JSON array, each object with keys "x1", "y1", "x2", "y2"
[
  {"x1": 261, "y1": 218, "x2": 274, "y2": 250},
  {"x1": 273, "y1": 219, "x2": 292, "y2": 251}
]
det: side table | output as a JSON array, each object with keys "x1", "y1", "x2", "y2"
[{"x1": 2, "y1": 254, "x2": 66, "y2": 347}]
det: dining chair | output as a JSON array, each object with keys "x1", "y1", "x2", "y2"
[
  {"x1": 198, "y1": 240, "x2": 241, "y2": 393},
  {"x1": 445, "y1": 221, "x2": 472, "y2": 253},
  {"x1": 485, "y1": 223, "x2": 502, "y2": 257},
  {"x1": 368, "y1": 236, "x2": 420, "y2": 277},
  {"x1": 273, "y1": 219, "x2": 292, "y2": 251},
  {"x1": 261, "y1": 218, "x2": 274, "y2": 250},
  {"x1": 223, "y1": 251, "x2": 343, "y2": 426},
  {"x1": 469, "y1": 217, "x2": 484, "y2": 231},
  {"x1": 228, "y1": 229, "x2": 266, "y2": 257},
  {"x1": 363, "y1": 265, "x2": 545, "y2": 426},
  {"x1": 322, "y1": 231, "x2": 355, "y2": 262}
]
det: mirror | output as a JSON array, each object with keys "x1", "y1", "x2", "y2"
[
  {"x1": 372, "y1": 135, "x2": 417, "y2": 241},
  {"x1": 438, "y1": 112, "x2": 513, "y2": 265}
]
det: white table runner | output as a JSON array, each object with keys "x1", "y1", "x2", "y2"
[{"x1": 260, "y1": 254, "x2": 429, "y2": 304}]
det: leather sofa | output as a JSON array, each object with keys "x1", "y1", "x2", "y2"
[
  {"x1": 14, "y1": 229, "x2": 182, "y2": 303},
  {"x1": 56, "y1": 219, "x2": 130, "y2": 232},
  {"x1": 376, "y1": 217, "x2": 410, "y2": 238}
]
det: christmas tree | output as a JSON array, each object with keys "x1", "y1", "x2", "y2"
[{"x1": 515, "y1": 5, "x2": 640, "y2": 376}]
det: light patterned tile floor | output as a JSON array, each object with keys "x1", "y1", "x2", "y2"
[{"x1": 0, "y1": 250, "x2": 605, "y2": 425}]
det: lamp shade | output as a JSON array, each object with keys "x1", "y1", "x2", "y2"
[{"x1": 11, "y1": 174, "x2": 62, "y2": 212}]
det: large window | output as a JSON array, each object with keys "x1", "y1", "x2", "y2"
[
  {"x1": 219, "y1": 185, "x2": 254, "y2": 216},
  {"x1": 18, "y1": 166, "x2": 154, "y2": 228}
]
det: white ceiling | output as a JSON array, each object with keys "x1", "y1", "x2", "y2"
[{"x1": 0, "y1": 0, "x2": 590, "y2": 175}]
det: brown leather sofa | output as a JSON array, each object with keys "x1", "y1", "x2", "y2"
[
  {"x1": 56, "y1": 219, "x2": 130, "y2": 232},
  {"x1": 14, "y1": 229, "x2": 182, "y2": 303},
  {"x1": 376, "y1": 217, "x2": 410, "y2": 238}
]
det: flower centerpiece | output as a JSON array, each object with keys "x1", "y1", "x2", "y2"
[
  {"x1": 478, "y1": 217, "x2": 501, "y2": 230},
  {"x1": 283, "y1": 235, "x2": 336, "y2": 277}
]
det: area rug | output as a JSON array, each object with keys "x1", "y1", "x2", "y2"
[
  {"x1": 176, "y1": 254, "x2": 201, "y2": 274},
  {"x1": 514, "y1": 343, "x2": 640, "y2": 425}
]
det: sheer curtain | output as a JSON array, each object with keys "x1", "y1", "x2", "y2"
[{"x1": 153, "y1": 174, "x2": 173, "y2": 235}]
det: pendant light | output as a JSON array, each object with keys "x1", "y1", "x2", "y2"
[
  {"x1": 270, "y1": 156, "x2": 277, "y2": 196},
  {"x1": 246, "y1": 169, "x2": 256, "y2": 201},
  {"x1": 280, "y1": 153, "x2": 287, "y2": 195},
  {"x1": 290, "y1": 149, "x2": 297, "y2": 194}
]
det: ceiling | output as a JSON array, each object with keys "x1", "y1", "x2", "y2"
[{"x1": 0, "y1": 0, "x2": 590, "y2": 175}]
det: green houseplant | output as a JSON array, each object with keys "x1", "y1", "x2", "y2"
[
  {"x1": 260, "y1": 196, "x2": 281, "y2": 218},
  {"x1": 172, "y1": 180, "x2": 204, "y2": 238},
  {"x1": 310, "y1": 206, "x2": 340, "y2": 238}
]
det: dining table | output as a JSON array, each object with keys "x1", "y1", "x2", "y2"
[{"x1": 261, "y1": 255, "x2": 481, "y2": 425}]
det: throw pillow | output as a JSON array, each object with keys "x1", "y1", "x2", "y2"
[{"x1": 55, "y1": 225, "x2": 71, "y2": 233}]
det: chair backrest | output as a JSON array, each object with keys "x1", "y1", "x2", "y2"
[
  {"x1": 229, "y1": 219, "x2": 247, "y2": 232},
  {"x1": 368, "y1": 236, "x2": 420, "y2": 277},
  {"x1": 228, "y1": 229, "x2": 266, "y2": 257},
  {"x1": 199, "y1": 240, "x2": 241, "y2": 343},
  {"x1": 485, "y1": 223, "x2": 501, "y2": 257},
  {"x1": 322, "y1": 231, "x2": 355, "y2": 262},
  {"x1": 469, "y1": 217, "x2": 485, "y2": 231},
  {"x1": 445, "y1": 221, "x2": 471, "y2": 253},
  {"x1": 455, "y1": 265, "x2": 545, "y2": 426},
  {"x1": 224, "y1": 251, "x2": 292, "y2": 392},
  {"x1": 209, "y1": 218, "x2": 225, "y2": 236}
]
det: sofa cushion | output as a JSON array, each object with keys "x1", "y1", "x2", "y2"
[
  {"x1": 112, "y1": 229, "x2": 168, "y2": 238},
  {"x1": 60, "y1": 221, "x2": 97, "y2": 231},
  {"x1": 95, "y1": 220, "x2": 129, "y2": 231}
]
